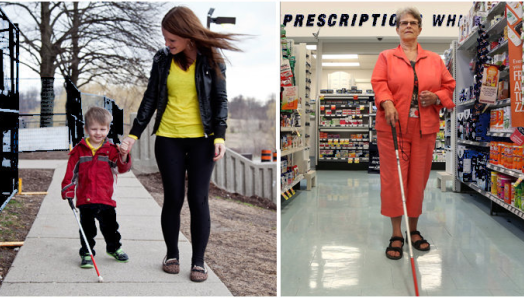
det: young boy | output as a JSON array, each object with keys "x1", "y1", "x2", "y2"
[{"x1": 61, "y1": 106, "x2": 132, "y2": 268}]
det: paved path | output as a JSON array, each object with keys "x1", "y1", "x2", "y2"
[{"x1": 0, "y1": 160, "x2": 231, "y2": 296}]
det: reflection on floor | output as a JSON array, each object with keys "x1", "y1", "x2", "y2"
[{"x1": 281, "y1": 171, "x2": 524, "y2": 296}]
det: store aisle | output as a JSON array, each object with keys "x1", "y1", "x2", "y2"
[{"x1": 281, "y1": 171, "x2": 524, "y2": 296}]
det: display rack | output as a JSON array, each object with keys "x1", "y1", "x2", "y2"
[
  {"x1": 316, "y1": 94, "x2": 374, "y2": 170},
  {"x1": 280, "y1": 41, "x2": 316, "y2": 200},
  {"x1": 453, "y1": 2, "x2": 524, "y2": 218}
]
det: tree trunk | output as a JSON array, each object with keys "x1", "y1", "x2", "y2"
[
  {"x1": 39, "y1": 2, "x2": 56, "y2": 127},
  {"x1": 70, "y1": 2, "x2": 80, "y2": 86},
  {"x1": 40, "y1": 77, "x2": 54, "y2": 127}
]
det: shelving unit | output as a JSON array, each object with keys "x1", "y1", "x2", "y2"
[
  {"x1": 280, "y1": 41, "x2": 316, "y2": 200},
  {"x1": 316, "y1": 94, "x2": 374, "y2": 170},
  {"x1": 453, "y1": 2, "x2": 524, "y2": 219}
]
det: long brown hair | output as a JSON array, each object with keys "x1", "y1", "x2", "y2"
[{"x1": 162, "y1": 6, "x2": 242, "y2": 75}]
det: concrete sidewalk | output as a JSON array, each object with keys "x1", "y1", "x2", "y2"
[{"x1": 0, "y1": 160, "x2": 231, "y2": 296}]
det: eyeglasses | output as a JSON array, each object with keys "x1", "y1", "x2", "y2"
[{"x1": 399, "y1": 21, "x2": 419, "y2": 27}]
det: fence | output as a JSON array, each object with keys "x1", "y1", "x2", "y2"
[
  {"x1": 129, "y1": 113, "x2": 277, "y2": 203},
  {"x1": 0, "y1": 7, "x2": 19, "y2": 211}
]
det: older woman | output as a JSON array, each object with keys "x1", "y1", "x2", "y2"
[{"x1": 371, "y1": 7, "x2": 456, "y2": 260}]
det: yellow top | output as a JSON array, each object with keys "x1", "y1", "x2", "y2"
[
  {"x1": 85, "y1": 138, "x2": 103, "y2": 156},
  {"x1": 156, "y1": 60, "x2": 204, "y2": 138},
  {"x1": 129, "y1": 59, "x2": 225, "y2": 144}
]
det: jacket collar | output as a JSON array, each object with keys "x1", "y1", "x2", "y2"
[
  {"x1": 393, "y1": 43, "x2": 428, "y2": 65},
  {"x1": 79, "y1": 137, "x2": 109, "y2": 150}
]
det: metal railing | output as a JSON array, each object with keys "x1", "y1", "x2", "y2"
[
  {"x1": 0, "y1": 7, "x2": 19, "y2": 211},
  {"x1": 129, "y1": 113, "x2": 277, "y2": 203}
]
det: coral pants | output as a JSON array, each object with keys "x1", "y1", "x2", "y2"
[{"x1": 377, "y1": 117, "x2": 437, "y2": 218}]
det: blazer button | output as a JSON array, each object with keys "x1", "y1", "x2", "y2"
[{"x1": 87, "y1": 198, "x2": 90, "y2": 202}]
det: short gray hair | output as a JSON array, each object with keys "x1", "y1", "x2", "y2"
[{"x1": 395, "y1": 7, "x2": 422, "y2": 28}]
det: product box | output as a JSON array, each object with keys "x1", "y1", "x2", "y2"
[
  {"x1": 457, "y1": 112, "x2": 464, "y2": 140},
  {"x1": 474, "y1": 112, "x2": 492, "y2": 142}
]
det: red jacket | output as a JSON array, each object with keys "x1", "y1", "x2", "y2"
[
  {"x1": 61, "y1": 138, "x2": 132, "y2": 207},
  {"x1": 371, "y1": 44, "x2": 456, "y2": 134}
]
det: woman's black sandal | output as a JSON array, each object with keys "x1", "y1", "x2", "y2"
[
  {"x1": 385, "y1": 236, "x2": 404, "y2": 260},
  {"x1": 408, "y1": 230, "x2": 430, "y2": 251}
]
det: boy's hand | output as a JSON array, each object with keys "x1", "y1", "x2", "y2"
[{"x1": 118, "y1": 144, "x2": 129, "y2": 161}]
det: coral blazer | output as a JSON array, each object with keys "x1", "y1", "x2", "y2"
[{"x1": 371, "y1": 44, "x2": 456, "y2": 134}]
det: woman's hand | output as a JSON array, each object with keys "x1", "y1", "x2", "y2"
[
  {"x1": 121, "y1": 136, "x2": 136, "y2": 155},
  {"x1": 381, "y1": 100, "x2": 399, "y2": 127},
  {"x1": 213, "y1": 143, "x2": 226, "y2": 161},
  {"x1": 419, "y1": 91, "x2": 438, "y2": 107}
]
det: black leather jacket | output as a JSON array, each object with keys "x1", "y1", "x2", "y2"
[{"x1": 130, "y1": 47, "x2": 228, "y2": 140}]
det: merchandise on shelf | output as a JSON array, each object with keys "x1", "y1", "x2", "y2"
[
  {"x1": 489, "y1": 141, "x2": 523, "y2": 172},
  {"x1": 457, "y1": 145, "x2": 490, "y2": 190},
  {"x1": 490, "y1": 106, "x2": 514, "y2": 132},
  {"x1": 281, "y1": 133, "x2": 303, "y2": 151}
]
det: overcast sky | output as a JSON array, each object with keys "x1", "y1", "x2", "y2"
[{"x1": 6, "y1": 1, "x2": 278, "y2": 102}]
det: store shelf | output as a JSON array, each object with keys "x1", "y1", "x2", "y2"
[
  {"x1": 282, "y1": 146, "x2": 306, "y2": 156},
  {"x1": 457, "y1": 98, "x2": 476, "y2": 106},
  {"x1": 457, "y1": 139, "x2": 490, "y2": 147},
  {"x1": 281, "y1": 174, "x2": 304, "y2": 194},
  {"x1": 321, "y1": 103, "x2": 368, "y2": 108},
  {"x1": 487, "y1": 1, "x2": 507, "y2": 20},
  {"x1": 487, "y1": 39, "x2": 508, "y2": 57},
  {"x1": 487, "y1": 131, "x2": 514, "y2": 138},
  {"x1": 281, "y1": 126, "x2": 304, "y2": 132},
  {"x1": 457, "y1": 28, "x2": 479, "y2": 51},
  {"x1": 464, "y1": 181, "x2": 524, "y2": 220},
  {"x1": 489, "y1": 98, "x2": 511, "y2": 108},
  {"x1": 320, "y1": 126, "x2": 369, "y2": 131},
  {"x1": 487, "y1": 163, "x2": 524, "y2": 179},
  {"x1": 320, "y1": 114, "x2": 369, "y2": 118},
  {"x1": 319, "y1": 157, "x2": 369, "y2": 163},
  {"x1": 486, "y1": 18, "x2": 507, "y2": 42},
  {"x1": 320, "y1": 138, "x2": 369, "y2": 142},
  {"x1": 320, "y1": 94, "x2": 375, "y2": 99}
]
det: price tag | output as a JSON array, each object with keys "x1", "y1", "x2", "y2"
[
  {"x1": 282, "y1": 192, "x2": 289, "y2": 200},
  {"x1": 360, "y1": 105, "x2": 365, "y2": 110},
  {"x1": 355, "y1": 158, "x2": 360, "y2": 164},
  {"x1": 290, "y1": 189, "x2": 296, "y2": 195},
  {"x1": 348, "y1": 158, "x2": 353, "y2": 164}
]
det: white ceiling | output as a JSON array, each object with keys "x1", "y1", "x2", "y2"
[{"x1": 310, "y1": 39, "x2": 454, "y2": 70}]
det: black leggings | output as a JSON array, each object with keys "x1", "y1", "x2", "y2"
[{"x1": 155, "y1": 136, "x2": 215, "y2": 267}]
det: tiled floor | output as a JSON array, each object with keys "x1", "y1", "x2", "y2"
[{"x1": 281, "y1": 171, "x2": 524, "y2": 296}]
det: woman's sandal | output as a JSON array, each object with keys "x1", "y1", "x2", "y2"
[
  {"x1": 385, "y1": 236, "x2": 404, "y2": 260},
  {"x1": 407, "y1": 230, "x2": 430, "y2": 251}
]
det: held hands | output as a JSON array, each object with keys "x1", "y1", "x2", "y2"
[
  {"x1": 419, "y1": 91, "x2": 438, "y2": 107},
  {"x1": 214, "y1": 143, "x2": 226, "y2": 161},
  {"x1": 119, "y1": 136, "x2": 136, "y2": 161}
]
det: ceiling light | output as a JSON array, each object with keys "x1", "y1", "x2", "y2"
[
  {"x1": 323, "y1": 62, "x2": 360, "y2": 67},
  {"x1": 306, "y1": 45, "x2": 317, "y2": 50},
  {"x1": 322, "y1": 54, "x2": 358, "y2": 59}
]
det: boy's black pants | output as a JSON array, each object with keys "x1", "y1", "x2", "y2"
[{"x1": 78, "y1": 204, "x2": 122, "y2": 256}]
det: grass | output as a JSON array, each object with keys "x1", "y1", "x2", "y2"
[{"x1": 0, "y1": 199, "x2": 25, "y2": 240}]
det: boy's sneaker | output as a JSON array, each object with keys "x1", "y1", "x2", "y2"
[
  {"x1": 80, "y1": 255, "x2": 94, "y2": 269},
  {"x1": 107, "y1": 248, "x2": 129, "y2": 262}
]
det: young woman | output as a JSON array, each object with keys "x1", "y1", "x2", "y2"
[{"x1": 120, "y1": 6, "x2": 241, "y2": 282}]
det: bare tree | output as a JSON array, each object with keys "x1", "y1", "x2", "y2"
[{"x1": 5, "y1": 1, "x2": 164, "y2": 127}]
